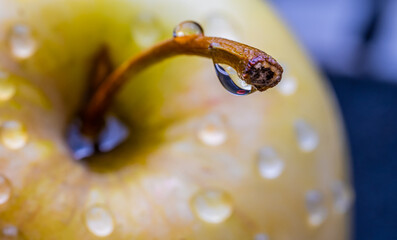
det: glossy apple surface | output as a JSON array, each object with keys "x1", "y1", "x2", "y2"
[{"x1": 0, "y1": 0, "x2": 352, "y2": 239}]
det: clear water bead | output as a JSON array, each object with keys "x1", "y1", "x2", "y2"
[
  {"x1": 132, "y1": 14, "x2": 161, "y2": 48},
  {"x1": 254, "y1": 233, "x2": 269, "y2": 240},
  {"x1": 173, "y1": 21, "x2": 204, "y2": 38},
  {"x1": 9, "y1": 24, "x2": 37, "y2": 59},
  {"x1": 1, "y1": 225, "x2": 21, "y2": 240},
  {"x1": 2, "y1": 225, "x2": 17, "y2": 236},
  {"x1": 0, "y1": 175, "x2": 11, "y2": 205},
  {"x1": 294, "y1": 119, "x2": 319, "y2": 152},
  {"x1": 214, "y1": 63, "x2": 253, "y2": 96},
  {"x1": 85, "y1": 205, "x2": 114, "y2": 237},
  {"x1": 0, "y1": 77, "x2": 16, "y2": 101},
  {"x1": 305, "y1": 190, "x2": 328, "y2": 227},
  {"x1": 276, "y1": 75, "x2": 297, "y2": 96},
  {"x1": 197, "y1": 114, "x2": 227, "y2": 146},
  {"x1": 0, "y1": 121, "x2": 28, "y2": 150},
  {"x1": 192, "y1": 189, "x2": 233, "y2": 224},
  {"x1": 332, "y1": 181, "x2": 353, "y2": 214},
  {"x1": 257, "y1": 147, "x2": 284, "y2": 179}
]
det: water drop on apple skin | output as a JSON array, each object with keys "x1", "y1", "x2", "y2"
[
  {"x1": 254, "y1": 233, "x2": 269, "y2": 240},
  {"x1": 197, "y1": 114, "x2": 227, "y2": 146},
  {"x1": 0, "y1": 120, "x2": 28, "y2": 150},
  {"x1": 9, "y1": 24, "x2": 37, "y2": 59},
  {"x1": 214, "y1": 63, "x2": 253, "y2": 96},
  {"x1": 257, "y1": 147, "x2": 284, "y2": 179},
  {"x1": 85, "y1": 205, "x2": 114, "y2": 237},
  {"x1": 305, "y1": 190, "x2": 328, "y2": 227},
  {"x1": 0, "y1": 78, "x2": 16, "y2": 101},
  {"x1": 276, "y1": 75, "x2": 297, "y2": 96},
  {"x1": 1, "y1": 224, "x2": 22, "y2": 240},
  {"x1": 331, "y1": 181, "x2": 354, "y2": 214},
  {"x1": 0, "y1": 175, "x2": 11, "y2": 205},
  {"x1": 294, "y1": 119, "x2": 319, "y2": 152},
  {"x1": 191, "y1": 189, "x2": 233, "y2": 224},
  {"x1": 173, "y1": 21, "x2": 204, "y2": 38}
]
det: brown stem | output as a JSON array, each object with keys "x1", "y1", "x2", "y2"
[
  {"x1": 88, "y1": 46, "x2": 113, "y2": 94},
  {"x1": 81, "y1": 35, "x2": 283, "y2": 135}
]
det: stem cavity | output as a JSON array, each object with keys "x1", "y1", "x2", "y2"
[{"x1": 76, "y1": 21, "x2": 283, "y2": 154}]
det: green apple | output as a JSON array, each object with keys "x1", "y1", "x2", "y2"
[{"x1": 0, "y1": 0, "x2": 352, "y2": 239}]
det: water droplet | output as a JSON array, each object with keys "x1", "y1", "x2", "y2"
[
  {"x1": 0, "y1": 224, "x2": 25, "y2": 240},
  {"x1": 331, "y1": 181, "x2": 353, "y2": 214},
  {"x1": 277, "y1": 75, "x2": 297, "y2": 96},
  {"x1": 132, "y1": 14, "x2": 161, "y2": 48},
  {"x1": 0, "y1": 121, "x2": 28, "y2": 150},
  {"x1": 9, "y1": 24, "x2": 37, "y2": 59},
  {"x1": 197, "y1": 114, "x2": 227, "y2": 146},
  {"x1": 294, "y1": 120, "x2": 319, "y2": 152},
  {"x1": 0, "y1": 175, "x2": 11, "y2": 205},
  {"x1": 85, "y1": 205, "x2": 114, "y2": 237},
  {"x1": 192, "y1": 189, "x2": 233, "y2": 224},
  {"x1": 1, "y1": 225, "x2": 20, "y2": 239},
  {"x1": 305, "y1": 190, "x2": 327, "y2": 227},
  {"x1": 204, "y1": 14, "x2": 240, "y2": 41},
  {"x1": 0, "y1": 78, "x2": 16, "y2": 101},
  {"x1": 257, "y1": 147, "x2": 284, "y2": 179},
  {"x1": 254, "y1": 233, "x2": 269, "y2": 240},
  {"x1": 214, "y1": 63, "x2": 253, "y2": 96},
  {"x1": 173, "y1": 21, "x2": 204, "y2": 38}
]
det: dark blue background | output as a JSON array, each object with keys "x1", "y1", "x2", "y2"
[
  {"x1": 267, "y1": 0, "x2": 397, "y2": 238},
  {"x1": 330, "y1": 76, "x2": 397, "y2": 240}
]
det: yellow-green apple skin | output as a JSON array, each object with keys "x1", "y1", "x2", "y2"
[{"x1": 0, "y1": 0, "x2": 352, "y2": 239}]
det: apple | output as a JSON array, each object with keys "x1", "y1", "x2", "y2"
[{"x1": 0, "y1": 0, "x2": 352, "y2": 239}]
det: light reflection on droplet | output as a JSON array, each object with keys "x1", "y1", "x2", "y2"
[
  {"x1": 257, "y1": 147, "x2": 284, "y2": 179},
  {"x1": 197, "y1": 114, "x2": 227, "y2": 146},
  {"x1": 0, "y1": 175, "x2": 11, "y2": 205},
  {"x1": 305, "y1": 190, "x2": 328, "y2": 227},
  {"x1": 294, "y1": 119, "x2": 319, "y2": 152},
  {"x1": 9, "y1": 24, "x2": 37, "y2": 59},
  {"x1": 173, "y1": 21, "x2": 204, "y2": 38},
  {"x1": 254, "y1": 233, "x2": 269, "y2": 240},
  {"x1": 132, "y1": 14, "x2": 161, "y2": 48},
  {"x1": 85, "y1": 205, "x2": 114, "y2": 237},
  {"x1": 0, "y1": 121, "x2": 28, "y2": 150},
  {"x1": 214, "y1": 63, "x2": 253, "y2": 96},
  {"x1": 277, "y1": 75, "x2": 297, "y2": 96},
  {"x1": 192, "y1": 189, "x2": 233, "y2": 224},
  {"x1": 331, "y1": 181, "x2": 353, "y2": 214},
  {"x1": 0, "y1": 78, "x2": 16, "y2": 101}
]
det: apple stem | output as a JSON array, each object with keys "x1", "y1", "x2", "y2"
[
  {"x1": 88, "y1": 46, "x2": 114, "y2": 92},
  {"x1": 80, "y1": 35, "x2": 283, "y2": 136}
]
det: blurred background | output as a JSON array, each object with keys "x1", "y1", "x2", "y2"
[{"x1": 267, "y1": 0, "x2": 397, "y2": 239}]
